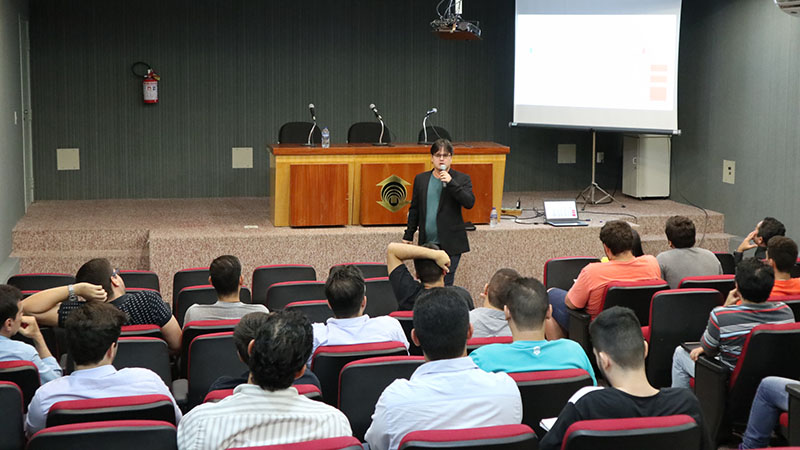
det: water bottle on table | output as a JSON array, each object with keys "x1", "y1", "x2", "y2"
[
  {"x1": 321, "y1": 127, "x2": 330, "y2": 148},
  {"x1": 490, "y1": 207, "x2": 498, "y2": 228}
]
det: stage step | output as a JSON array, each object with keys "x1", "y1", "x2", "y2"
[
  {"x1": 12, "y1": 249, "x2": 150, "y2": 275},
  {"x1": 11, "y1": 229, "x2": 148, "y2": 253}
]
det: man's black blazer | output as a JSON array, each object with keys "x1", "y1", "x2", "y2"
[{"x1": 403, "y1": 168, "x2": 475, "y2": 256}]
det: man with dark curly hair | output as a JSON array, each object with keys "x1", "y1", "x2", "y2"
[{"x1": 177, "y1": 310, "x2": 351, "y2": 450}]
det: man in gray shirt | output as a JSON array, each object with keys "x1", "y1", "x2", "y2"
[
  {"x1": 183, "y1": 255, "x2": 267, "y2": 324},
  {"x1": 656, "y1": 216, "x2": 722, "y2": 289},
  {"x1": 469, "y1": 268, "x2": 519, "y2": 338}
]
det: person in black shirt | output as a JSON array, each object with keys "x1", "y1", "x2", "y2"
[{"x1": 539, "y1": 307, "x2": 710, "y2": 450}]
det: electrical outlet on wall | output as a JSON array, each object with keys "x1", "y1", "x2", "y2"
[{"x1": 723, "y1": 160, "x2": 735, "y2": 184}]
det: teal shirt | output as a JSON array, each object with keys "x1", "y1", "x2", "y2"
[
  {"x1": 470, "y1": 339, "x2": 597, "y2": 385},
  {"x1": 425, "y1": 174, "x2": 442, "y2": 245}
]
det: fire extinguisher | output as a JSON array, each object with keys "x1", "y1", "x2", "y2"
[{"x1": 131, "y1": 62, "x2": 160, "y2": 104}]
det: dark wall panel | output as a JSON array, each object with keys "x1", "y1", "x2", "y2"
[{"x1": 30, "y1": 0, "x2": 619, "y2": 200}]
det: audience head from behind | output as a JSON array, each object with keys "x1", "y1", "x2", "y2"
[
  {"x1": 599, "y1": 220, "x2": 634, "y2": 258},
  {"x1": 76, "y1": 257, "x2": 118, "y2": 299},
  {"x1": 209, "y1": 254, "x2": 242, "y2": 298},
  {"x1": 414, "y1": 243, "x2": 447, "y2": 286},
  {"x1": 0, "y1": 285, "x2": 23, "y2": 337},
  {"x1": 325, "y1": 264, "x2": 366, "y2": 318},
  {"x1": 248, "y1": 309, "x2": 313, "y2": 391},
  {"x1": 665, "y1": 215, "x2": 696, "y2": 249},
  {"x1": 589, "y1": 306, "x2": 647, "y2": 380},
  {"x1": 734, "y1": 258, "x2": 775, "y2": 304},
  {"x1": 504, "y1": 277, "x2": 549, "y2": 332},
  {"x1": 484, "y1": 268, "x2": 520, "y2": 310},
  {"x1": 767, "y1": 236, "x2": 798, "y2": 275},
  {"x1": 65, "y1": 301, "x2": 127, "y2": 367},
  {"x1": 757, "y1": 217, "x2": 786, "y2": 247},
  {"x1": 233, "y1": 311, "x2": 271, "y2": 364},
  {"x1": 412, "y1": 287, "x2": 471, "y2": 361}
]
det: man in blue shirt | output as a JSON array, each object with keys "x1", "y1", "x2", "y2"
[
  {"x1": 0, "y1": 284, "x2": 62, "y2": 384},
  {"x1": 470, "y1": 277, "x2": 596, "y2": 384}
]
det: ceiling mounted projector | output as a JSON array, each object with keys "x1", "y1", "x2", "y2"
[{"x1": 430, "y1": 0, "x2": 482, "y2": 40}]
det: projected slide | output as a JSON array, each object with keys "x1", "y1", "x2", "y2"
[{"x1": 512, "y1": 0, "x2": 682, "y2": 132}]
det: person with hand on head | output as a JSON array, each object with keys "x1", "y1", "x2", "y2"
[
  {"x1": 21, "y1": 258, "x2": 182, "y2": 353},
  {"x1": 671, "y1": 258, "x2": 795, "y2": 388},
  {"x1": 469, "y1": 268, "x2": 520, "y2": 338},
  {"x1": 734, "y1": 217, "x2": 785, "y2": 264},
  {"x1": 387, "y1": 242, "x2": 473, "y2": 311},
  {"x1": 0, "y1": 285, "x2": 62, "y2": 384},
  {"x1": 403, "y1": 139, "x2": 475, "y2": 286}
]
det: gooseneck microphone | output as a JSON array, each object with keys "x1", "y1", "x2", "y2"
[
  {"x1": 440, "y1": 164, "x2": 448, "y2": 188},
  {"x1": 305, "y1": 103, "x2": 317, "y2": 147},
  {"x1": 369, "y1": 103, "x2": 389, "y2": 146},
  {"x1": 420, "y1": 107, "x2": 439, "y2": 144}
]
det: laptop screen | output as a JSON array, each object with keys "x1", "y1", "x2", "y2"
[{"x1": 544, "y1": 200, "x2": 580, "y2": 220}]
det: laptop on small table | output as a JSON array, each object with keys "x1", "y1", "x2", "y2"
[{"x1": 544, "y1": 200, "x2": 589, "y2": 227}]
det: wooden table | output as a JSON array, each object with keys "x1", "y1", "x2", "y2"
[{"x1": 268, "y1": 142, "x2": 509, "y2": 227}]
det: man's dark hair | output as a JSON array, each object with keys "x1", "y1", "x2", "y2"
[
  {"x1": 589, "y1": 306, "x2": 645, "y2": 370},
  {"x1": 599, "y1": 220, "x2": 634, "y2": 256},
  {"x1": 233, "y1": 311, "x2": 270, "y2": 364},
  {"x1": 735, "y1": 258, "x2": 775, "y2": 303},
  {"x1": 413, "y1": 243, "x2": 445, "y2": 284},
  {"x1": 665, "y1": 215, "x2": 696, "y2": 249},
  {"x1": 505, "y1": 277, "x2": 548, "y2": 330},
  {"x1": 0, "y1": 285, "x2": 22, "y2": 325},
  {"x1": 413, "y1": 287, "x2": 469, "y2": 360},
  {"x1": 248, "y1": 310, "x2": 313, "y2": 391},
  {"x1": 76, "y1": 258, "x2": 114, "y2": 298},
  {"x1": 758, "y1": 217, "x2": 786, "y2": 245},
  {"x1": 768, "y1": 236, "x2": 798, "y2": 274},
  {"x1": 209, "y1": 255, "x2": 241, "y2": 297},
  {"x1": 631, "y1": 230, "x2": 644, "y2": 257},
  {"x1": 325, "y1": 265, "x2": 365, "y2": 318},
  {"x1": 430, "y1": 139, "x2": 454, "y2": 156},
  {"x1": 486, "y1": 268, "x2": 520, "y2": 309},
  {"x1": 65, "y1": 302, "x2": 127, "y2": 366}
]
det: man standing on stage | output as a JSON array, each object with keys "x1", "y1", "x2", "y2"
[{"x1": 403, "y1": 139, "x2": 475, "y2": 285}]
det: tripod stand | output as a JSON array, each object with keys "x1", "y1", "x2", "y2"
[{"x1": 577, "y1": 130, "x2": 620, "y2": 209}]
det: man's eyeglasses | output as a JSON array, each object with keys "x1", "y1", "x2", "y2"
[{"x1": 433, "y1": 153, "x2": 452, "y2": 159}]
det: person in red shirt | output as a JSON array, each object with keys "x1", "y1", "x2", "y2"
[
  {"x1": 767, "y1": 236, "x2": 800, "y2": 297},
  {"x1": 545, "y1": 220, "x2": 661, "y2": 339}
]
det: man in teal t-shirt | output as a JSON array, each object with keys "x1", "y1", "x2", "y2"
[{"x1": 470, "y1": 277, "x2": 596, "y2": 384}]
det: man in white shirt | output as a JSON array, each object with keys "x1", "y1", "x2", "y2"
[
  {"x1": 183, "y1": 255, "x2": 268, "y2": 324},
  {"x1": 0, "y1": 285, "x2": 62, "y2": 384},
  {"x1": 311, "y1": 265, "x2": 408, "y2": 364},
  {"x1": 365, "y1": 287, "x2": 522, "y2": 450},
  {"x1": 177, "y1": 310, "x2": 352, "y2": 450},
  {"x1": 25, "y1": 301, "x2": 181, "y2": 435}
]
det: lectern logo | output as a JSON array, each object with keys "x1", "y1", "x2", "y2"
[{"x1": 377, "y1": 175, "x2": 411, "y2": 212}]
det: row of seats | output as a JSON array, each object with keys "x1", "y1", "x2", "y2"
[{"x1": 277, "y1": 122, "x2": 453, "y2": 145}]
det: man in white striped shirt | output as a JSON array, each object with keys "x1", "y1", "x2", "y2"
[{"x1": 177, "y1": 310, "x2": 352, "y2": 450}]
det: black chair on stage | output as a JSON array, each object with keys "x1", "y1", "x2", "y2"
[
  {"x1": 417, "y1": 126, "x2": 452, "y2": 144},
  {"x1": 347, "y1": 122, "x2": 391, "y2": 144},
  {"x1": 278, "y1": 121, "x2": 322, "y2": 144}
]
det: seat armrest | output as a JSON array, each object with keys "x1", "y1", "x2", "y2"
[
  {"x1": 172, "y1": 378, "x2": 188, "y2": 411},
  {"x1": 567, "y1": 309, "x2": 591, "y2": 354},
  {"x1": 787, "y1": 383, "x2": 800, "y2": 446},
  {"x1": 694, "y1": 355, "x2": 729, "y2": 443}
]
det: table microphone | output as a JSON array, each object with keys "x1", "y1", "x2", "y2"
[
  {"x1": 421, "y1": 107, "x2": 438, "y2": 144},
  {"x1": 440, "y1": 164, "x2": 447, "y2": 188},
  {"x1": 308, "y1": 103, "x2": 316, "y2": 121},
  {"x1": 305, "y1": 103, "x2": 317, "y2": 146},
  {"x1": 369, "y1": 103, "x2": 389, "y2": 146}
]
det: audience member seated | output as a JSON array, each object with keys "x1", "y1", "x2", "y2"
[
  {"x1": 0, "y1": 285, "x2": 62, "y2": 383},
  {"x1": 364, "y1": 287, "x2": 521, "y2": 450},
  {"x1": 539, "y1": 306, "x2": 710, "y2": 450},
  {"x1": 739, "y1": 376, "x2": 798, "y2": 449},
  {"x1": 735, "y1": 216, "x2": 785, "y2": 264},
  {"x1": 656, "y1": 216, "x2": 723, "y2": 288},
  {"x1": 470, "y1": 277, "x2": 596, "y2": 384},
  {"x1": 387, "y1": 242, "x2": 473, "y2": 311},
  {"x1": 184, "y1": 255, "x2": 268, "y2": 324},
  {"x1": 208, "y1": 311, "x2": 321, "y2": 392},
  {"x1": 310, "y1": 265, "x2": 408, "y2": 362},
  {"x1": 546, "y1": 220, "x2": 661, "y2": 339},
  {"x1": 767, "y1": 236, "x2": 800, "y2": 297},
  {"x1": 600, "y1": 229, "x2": 644, "y2": 261},
  {"x1": 25, "y1": 302, "x2": 181, "y2": 435},
  {"x1": 177, "y1": 310, "x2": 351, "y2": 450},
  {"x1": 671, "y1": 258, "x2": 795, "y2": 388},
  {"x1": 22, "y1": 258, "x2": 182, "y2": 352},
  {"x1": 469, "y1": 268, "x2": 519, "y2": 338}
]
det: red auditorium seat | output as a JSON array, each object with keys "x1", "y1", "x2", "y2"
[
  {"x1": 228, "y1": 435, "x2": 363, "y2": 450},
  {"x1": 678, "y1": 274, "x2": 736, "y2": 299},
  {"x1": 285, "y1": 300, "x2": 334, "y2": 324},
  {"x1": 509, "y1": 369, "x2": 593, "y2": 438},
  {"x1": 171, "y1": 267, "x2": 210, "y2": 306},
  {"x1": 118, "y1": 270, "x2": 160, "y2": 291},
  {"x1": 561, "y1": 415, "x2": 701, "y2": 450},
  {"x1": 0, "y1": 360, "x2": 39, "y2": 411},
  {"x1": 203, "y1": 384, "x2": 322, "y2": 404},
  {"x1": 251, "y1": 264, "x2": 317, "y2": 306},
  {"x1": 180, "y1": 319, "x2": 239, "y2": 377},
  {"x1": 46, "y1": 394, "x2": 177, "y2": 427},
  {"x1": 120, "y1": 324, "x2": 163, "y2": 339},
  {"x1": 186, "y1": 331, "x2": 247, "y2": 408},
  {"x1": 388, "y1": 311, "x2": 420, "y2": 356},
  {"x1": 713, "y1": 252, "x2": 736, "y2": 275},
  {"x1": 0, "y1": 381, "x2": 24, "y2": 450},
  {"x1": 27, "y1": 420, "x2": 177, "y2": 450},
  {"x1": 6, "y1": 272, "x2": 75, "y2": 291},
  {"x1": 175, "y1": 284, "x2": 252, "y2": 327},
  {"x1": 543, "y1": 257, "x2": 599, "y2": 291},
  {"x1": 787, "y1": 383, "x2": 800, "y2": 445},
  {"x1": 364, "y1": 277, "x2": 399, "y2": 317},
  {"x1": 266, "y1": 280, "x2": 326, "y2": 311},
  {"x1": 769, "y1": 294, "x2": 800, "y2": 321},
  {"x1": 466, "y1": 336, "x2": 513, "y2": 354},
  {"x1": 398, "y1": 424, "x2": 537, "y2": 450},
  {"x1": 113, "y1": 336, "x2": 171, "y2": 385}
]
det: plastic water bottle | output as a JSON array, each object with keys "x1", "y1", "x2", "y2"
[
  {"x1": 321, "y1": 127, "x2": 330, "y2": 148},
  {"x1": 490, "y1": 207, "x2": 498, "y2": 228}
]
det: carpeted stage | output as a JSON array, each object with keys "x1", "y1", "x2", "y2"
[{"x1": 11, "y1": 191, "x2": 730, "y2": 304}]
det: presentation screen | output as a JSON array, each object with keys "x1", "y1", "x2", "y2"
[{"x1": 513, "y1": 0, "x2": 682, "y2": 133}]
